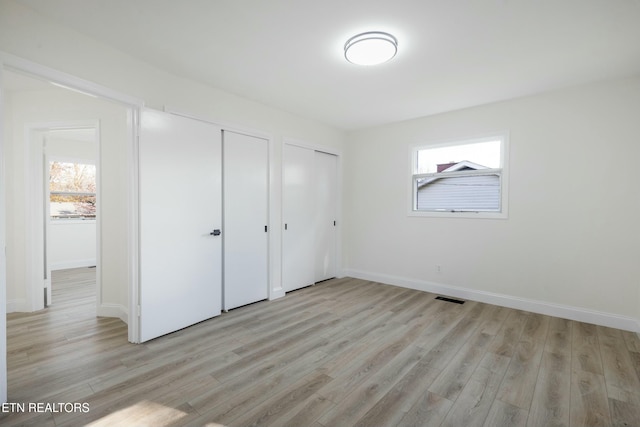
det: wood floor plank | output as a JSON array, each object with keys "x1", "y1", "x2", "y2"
[
  {"x1": 315, "y1": 318, "x2": 406, "y2": 384},
  {"x1": 231, "y1": 312, "x2": 330, "y2": 356},
  {"x1": 352, "y1": 353, "x2": 441, "y2": 427},
  {"x1": 4, "y1": 269, "x2": 640, "y2": 427},
  {"x1": 526, "y1": 351, "x2": 571, "y2": 427},
  {"x1": 316, "y1": 322, "x2": 422, "y2": 404},
  {"x1": 317, "y1": 343, "x2": 424, "y2": 427},
  {"x1": 572, "y1": 321, "x2": 604, "y2": 375},
  {"x1": 483, "y1": 400, "x2": 529, "y2": 427},
  {"x1": 622, "y1": 330, "x2": 640, "y2": 353},
  {"x1": 496, "y1": 313, "x2": 550, "y2": 409},
  {"x1": 598, "y1": 332, "x2": 640, "y2": 397},
  {"x1": 487, "y1": 309, "x2": 529, "y2": 358},
  {"x1": 428, "y1": 330, "x2": 494, "y2": 401},
  {"x1": 274, "y1": 393, "x2": 336, "y2": 427},
  {"x1": 440, "y1": 352, "x2": 512, "y2": 427},
  {"x1": 630, "y1": 351, "x2": 640, "y2": 384},
  {"x1": 227, "y1": 371, "x2": 333, "y2": 427},
  {"x1": 420, "y1": 302, "x2": 487, "y2": 369},
  {"x1": 186, "y1": 354, "x2": 328, "y2": 426},
  {"x1": 608, "y1": 393, "x2": 640, "y2": 427},
  {"x1": 397, "y1": 391, "x2": 454, "y2": 427},
  {"x1": 569, "y1": 370, "x2": 612, "y2": 427},
  {"x1": 188, "y1": 345, "x2": 330, "y2": 413},
  {"x1": 479, "y1": 305, "x2": 511, "y2": 335},
  {"x1": 526, "y1": 318, "x2": 572, "y2": 426}
]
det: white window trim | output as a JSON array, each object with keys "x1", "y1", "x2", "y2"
[{"x1": 408, "y1": 132, "x2": 510, "y2": 219}]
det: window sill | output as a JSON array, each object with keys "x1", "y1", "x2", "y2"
[{"x1": 408, "y1": 210, "x2": 508, "y2": 220}]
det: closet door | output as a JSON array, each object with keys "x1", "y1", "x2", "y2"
[
  {"x1": 314, "y1": 151, "x2": 338, "y2": 282},
  {"x1": 139, "y1": 109, "x2": 222, "y2": 342},
  {"x1": 282, "y1": 144, "x2": 315, "y2": 291},
  {"x1": 223, "y1": 131, "x2": 269, "y2": 310}
]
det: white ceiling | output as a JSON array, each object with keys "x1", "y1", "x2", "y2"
[{"x1": 14, "y1": 0, "x2": 640, "y2": 130}]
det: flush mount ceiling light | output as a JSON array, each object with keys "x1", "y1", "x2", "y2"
[{"x1": 344, "y1": 31, "x2": 398, "y2": 66}]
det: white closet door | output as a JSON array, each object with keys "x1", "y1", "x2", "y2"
[
  {"x1": 314, "y1": 151, "x2": 338, "y2": 282},
  {"x1": 282, "y1": 144, "x2": 315, "y2": 292},
  {"x1": 139, "y1": 109, "x2": 222, "y2": 342},
  {"x1": 223, "y1": 131, "x2": 269, "y2": 310}
]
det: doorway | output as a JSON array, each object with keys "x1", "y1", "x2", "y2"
[
  {"x1": 44, "y1": 127, "x2": 99, "y2": 307},
  {"x1": 0, "y1": 63, "x2": 140, "y2": 332},
  {"x1": 0, "y1": 55, "x2": 144, "y2": 403},
  {"x1": 4, "y1": 70, "x2": 104, "y2": 314}
]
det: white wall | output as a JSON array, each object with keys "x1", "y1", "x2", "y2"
[
  {"x1": 49, "y1": 222, "x2": 96, "y2": 270},
  {"x1": 344, "y1": 76, "x2": 640, "y2": 331},
  {"x1": 0, "y1": 66, "x2": 7, "y2": 405},
  {"x1": 0, "y1": 0, "x2": 345, "y2": 401},
  {"x1": 0, "y1": 0, "x2": 345, "y2": 305},
  {"x1": 4, "y1": 87, "x2": 128, "y2": 314}
]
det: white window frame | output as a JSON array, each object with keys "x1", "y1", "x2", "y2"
[{"x1": 409, "y1": 132, "x2": 509, "y2": 219}]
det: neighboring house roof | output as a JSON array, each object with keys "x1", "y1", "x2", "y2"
[
  {"x1": 439, "y1": 160, "x2": 489, "y2": 173},
  {"x1": 418, "y1": 160, "x2": 489, "y2": 188}
]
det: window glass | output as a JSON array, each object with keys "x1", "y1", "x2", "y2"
[
  {"x1": 49, "y1": 161, "x2": 96, "y2": 220},
  {"x1": 411, "y1": 135, "x2": 507, "y2": 217},
  {"x1": 416, "y1": 140, "x2": 501, "y2": 173}
]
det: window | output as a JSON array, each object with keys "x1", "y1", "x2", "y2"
[
  {"x1": 410, "y1": 133, "x2": 508, "y2": 218},
  {"x1": 49, "y1": 161, "x2": 96, "y2": 220}
]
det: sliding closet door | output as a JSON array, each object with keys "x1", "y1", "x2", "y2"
[
  {"x1": 139, "y1": 109, "x2": 222, "y2": 342},
  {"x1": 314, "y1": 151, "x2": 337, "y2": 282},
  {"x1": 223, "y1": 130, "x2": 269, "y2": 310},
  {"x1": 282, "y1": 144, "x2": 315, "y2": 292}
]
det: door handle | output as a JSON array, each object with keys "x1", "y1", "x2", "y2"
[{"x1": 210, "y1": 229, "x2": 221, "y2": 236}]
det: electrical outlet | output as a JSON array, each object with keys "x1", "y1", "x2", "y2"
[{"x1": 436, "y1": 264, "x2": 441, "y2": 274}]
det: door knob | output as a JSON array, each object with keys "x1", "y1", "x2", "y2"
[{"x1": 210, "y1": 229, "x2": 221, "y2": 236}]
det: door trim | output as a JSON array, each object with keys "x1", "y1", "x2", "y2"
[
  {"x1": 24, "y1": 121, "x2": 100, "y2": 312},
  {"x1": 0, "y1": 52, "x2": 144, "y2": 343}
]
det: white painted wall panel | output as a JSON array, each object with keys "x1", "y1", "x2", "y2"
[
  {"x1": 2, "y1": 86, "x2": 128, "y2": 312},
  {"x1": 48, "y1": 221, "x2": 96, "y2": 270},
  {"x1": 344, "y1": 77, "x2": 640, "y2": 326}
]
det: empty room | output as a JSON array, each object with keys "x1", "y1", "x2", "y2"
[{"x1": 1, "y1": 1, "x2": 640, "y2": 426}]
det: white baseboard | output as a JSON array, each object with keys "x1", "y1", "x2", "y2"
[
  {"x1": 97, "y1": 303, "x2": 128, "y2": 324},
  {"x1": 6, "y1": 299, "x2": 27, "y2": 313},
  {"x1": 51, "y1": 259, "x2": 96, "y2": 271},
  {"x1": 344, "y1": 269, "x2": 640, "y2": 333},
  {"x1": 8, "y1": 299, "x2": 128, "y2": 325}
]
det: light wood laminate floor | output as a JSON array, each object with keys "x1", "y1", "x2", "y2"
[{"x1": 3, "y1": 268, "x2": 640, "y2": 426}]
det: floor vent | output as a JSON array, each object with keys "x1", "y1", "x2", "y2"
[{"x1": 435, "y1": 296, "x2": 465, "y2": 304}]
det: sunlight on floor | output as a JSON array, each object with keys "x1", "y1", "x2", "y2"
[{"x1": 86, "y1": 400, "x2": 188, "y2": 426}]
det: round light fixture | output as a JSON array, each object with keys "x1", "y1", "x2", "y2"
[{"x1": 344, "y1": 31, "x2": 398, "y2": 66}]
